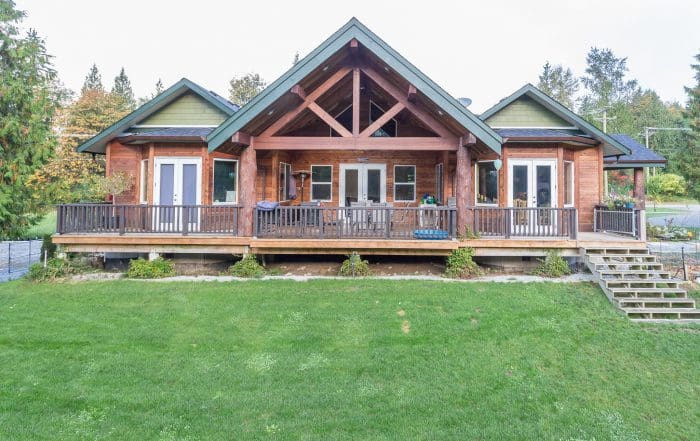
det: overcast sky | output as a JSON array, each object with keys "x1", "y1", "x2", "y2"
[{"x1": 14, "y1": 0, "x2": 700, "y2": 113}]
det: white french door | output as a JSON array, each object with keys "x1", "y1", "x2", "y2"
[
  {"x1": 153, "y1": 157, "x2": 202, "y2": 231},
  {"x1": 339, "y1": 164, "x2": 387, "y2": 207},
  {"x1": 508, "y1": 159, "x2": 557, "y2": 235}
]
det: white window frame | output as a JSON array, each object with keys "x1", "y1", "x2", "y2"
[
  {"x1": 212, "y1": 158, "x2": 239, "y2": 205},
  {"x1": 279, "y1": 162, "x2": 292, "y2": 202},
  {"x1": 310, "y1": 165, "x2": 333, "y2": 202},
  {"x1": 475, "y1": 160, "x2": 499, "y2": 206},
  {"x1": 564, "y1": 160, "x2": 575, "y2": 207},
  {"x1": 139, "y1": 159, "x2": 148, "y2": 204},
  {"x1": 393, "y1": 164, "x2": 416, "y2": 202}
]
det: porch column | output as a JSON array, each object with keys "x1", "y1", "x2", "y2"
[
  {"x1": 239, "y1": 145, "x2": 257, "y2": 236},
  {"x1": 456, "y1": 142, "x2": 472, "y2": 235},
  {"x1": 633, "y1": 167, "x2": 645, "y2": 209}
]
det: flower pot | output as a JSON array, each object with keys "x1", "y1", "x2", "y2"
[
  {"x1": 613, "y1": 201, "x2": 624, "y2": 210},
  {"x1": 625, "y1": 202, "x2": 635, "y2": 209}
]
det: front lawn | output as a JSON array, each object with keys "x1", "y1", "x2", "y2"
[{"x1": 0, "y1": 280, "x2": 698, "y2": 440}]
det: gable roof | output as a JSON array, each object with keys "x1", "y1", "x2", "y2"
[
  {"x1": 207, "y1": 17, "x2": 502, "y2": 154},
  {"x1": 480, "y1": 84, "x2": 631, "y2": 156},
  {"x1": 604, "y1": 134, "x2": 667, "y2": 169},
  {"x1": 76, "y1": 78, "x2": 239, "y2": 154}
]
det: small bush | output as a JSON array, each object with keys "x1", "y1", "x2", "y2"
[
  {"x1": 532, "y1": 250, "x2": 571, "y2": 278},
  {"x1": 338, "y1": 252, "x2": 371, "y2": 277},
  {"x1": 647, "y1": 173, "x2": 687, "y2": 199},
  {"x1": 229, "y1": 255, "x2": 266, "y2": 278},
  {"x1": 26, "y1": 258, "x2": 90, "y2": 282},
  {"x1": 444, "y1": 247, "x2": 482, "y2": 279},
  {"x1": 127, "y1": 257, "x2": 175, "y2": 279},
  {"x1": 40, "y1": 234, "x2": 56, "y2": 259}
]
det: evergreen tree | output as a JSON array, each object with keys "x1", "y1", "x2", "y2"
[
  {"x1": 154, "y1": 78, "x2": 164, "y2": 96},
  {"x1": 82, "y1": 63, "x2": 104, "y2": 94},
  {"x1": 676, "y1": 52, "x2": 700, "y2": 201},
  {"x1": 112, "y1": 67, "x2": 135, "y2": 109},
  {"x1": 229, "y1": 73, "x2": 266, "y2": 106},
  {"x1": 579, "y1": 48, "x2": 640, "y2": 118},
  {"x1": 537, "y1": 62, "x2": 579, "y2": 109},
  {"x1": 0, "y1": 0, "x2": 60, "y2": 238},
  {"x1": 292, "y1": 51, "x2": 300, "y2": 65}
]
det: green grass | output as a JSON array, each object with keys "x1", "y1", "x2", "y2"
[
  {"x1": 0, "y1": 280, "x2": 698, "y2": 440},
  {"x1": 20, "y1": 209, "x2": 56, "y2": 239}
]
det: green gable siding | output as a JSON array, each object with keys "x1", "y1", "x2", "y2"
[
  {"x1": 139, "y1": 93, "x2": 229, "y2": 126},
  {"x1": 484, "y1": 96, "x2": 571, "y2": 128}
]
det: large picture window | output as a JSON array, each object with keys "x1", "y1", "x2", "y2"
[
  {"x1": 311, "y1": 165, "x2": 332, "y2": 201},
  {"x1": 476, "y1": 161, "x2": 498, "y2": 205},
  {"x1": 279, "y1": 162, "x2": 292, "y2": 201},
  {"x1": 564, "y1": 161, "x2": 574, "y2": 206},
  {"x1": 213, "y1": 159, "x2": 238, "y2": 204},
  {"x1": 394, "y1": 165, "x2": 416, "y2": 202}
]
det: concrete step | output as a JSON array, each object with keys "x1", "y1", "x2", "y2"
[
  {"x1": 594, "y1": 263, "x2": 663, "y2": 271},
  {"x1": 630, "y1": 318, "x2": 700, "y2": 324},
  {"x1": 616, "y1": 298, "x2": 696, "y2": 308},
  {"x1": 623, "y1": 308, "x2": 700, "y2": 320},
  {"x1": 605, "y1": 280, "x2": 681, "y2": 289},
  {"x1": 585, "y1": 248, "x2": 649, "y2": 255},
  {"x1": 609, "y1": 288, "x2": 688, "y2": 298},
  {"x1": 599, "y1": 270, "x2": 671, "y2": 278},
  {"x1": 587, "y1": 254, "x2": 656, "y2": 261}
]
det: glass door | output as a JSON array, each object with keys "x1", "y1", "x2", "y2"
[
  {"x1": 154, "y1": 157, "x2": 202, "y2": 231},
  {"x1": 508, "y1": 159, "x2": 556, "y2": 235},
  {"x1": 339, "y1": 164, "x2": 386, "y2": 206}
]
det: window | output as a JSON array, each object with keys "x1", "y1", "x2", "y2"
[
  {"x1": 564, "y1": 161, "x2": 574, "y2": 206},
  {"x1": 394, "y1": 165, "x2": 416, "y2": 202},
  {"x1": 139, "y1": 159, "x2": 148, "y2": 204},
  {"x1": 369, "y1": 100, "x2": 397, "y2": 137},
  {"x1": 476, "y1": 161, "x2": 498, "y2": 205},
  {"x1": 279, "y1": 162, "x2": 292, "y2": 201},
  {"x1": 435, "y1": 163, "x2": 444, "y2": 203},
  {"x1": 311, "y1": 165, "x2": 332, "y2": 201},
  {"x1": 213, "y1": 159, "x2": 238, "y2": 204}
]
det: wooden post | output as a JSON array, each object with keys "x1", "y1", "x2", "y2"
[
  {"x1": 456, "y1": 138, "x2": 472, "y2": 235},
  {"x1": 633, "y1": 167, "x2": 645, "y2": 209},
  {"x1": 239, "y1": 144, "x2": 257, "y2": 236}
]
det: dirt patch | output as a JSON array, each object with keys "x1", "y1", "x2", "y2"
[
  {"x1": 264, "y1": 255, "x2": 446, "y2": 277},
  {"x1": 401, "y1": 320, "x2": 411, "y2": 334},
  {"x1": 397, "y1": 309, "x2": 406, "y2": 317}
]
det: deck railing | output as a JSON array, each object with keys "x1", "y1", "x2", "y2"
[
  {"x1": 468, "y1": 207, "x2": 578, "y2": 239},
  {"x1": 56, "y1": 204, "x2": 240, "y2": 236},
  {"x1": 593, "y1": 206, "x2": 644, "y2": 240},
  {"x1": 255, "y1": 206, "x2": 457, "y2": 240}
]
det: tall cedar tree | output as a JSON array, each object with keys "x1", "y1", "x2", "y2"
[
  {"x1": 229, "y1": 73, "x2": 266, "y2": 106},
  {"x1": 82, "y1": 63, "x2": 104, "y2": 94},
  {"x1": 0, "y1": 0, "x2": 60, "y2": 238},
  {"x1": 677, "y1": 53, "x2": 700, "y2": 201},
  {"x1": 112, "y1": 67, "x2": 136, "y2": 109},
  {"x1": 537, "y1": 62, "x2": 579, "y2": 109}
]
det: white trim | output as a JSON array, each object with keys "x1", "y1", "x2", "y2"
[
  {"x1": 474, "y1": 160, "x2": 499, "y2": 206},
  {"x1": 279, "y1": 162, "x2": 292, "y2": 202},
  {"x1": 153, "y1": 157, "x2": 203, "y2": 206},
  {"x1": 310, "y1": 164, "x2": 333, "y2": 202},
  {"x1": 563, "y1": 160, "x2": 575, "y2": 207},
  {"x1": 339, "y1": 163, "x2": 387, "y2": 206},
  {"x1": 139, "y1": 159, "x2": 148, "y2": 204},
  {"x1": 507, "y1": 159, "x2": 557, "y2": 209},
  {"x1": 490, "y1": 126, "x2": 579, "y2": 130},
  {"x1": 212, "y1": 158, "x2": 239, "y2": 205},
  {"x1": 130, "y1": 124, "x2": 219, "y2": 128},
  {"x1": 393, "y1": 164, "x2": 416, "y2": 202}
]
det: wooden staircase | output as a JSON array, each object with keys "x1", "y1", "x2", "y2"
[{"x1": 584, "y1": 247, "x2": 700, "y2": 323}]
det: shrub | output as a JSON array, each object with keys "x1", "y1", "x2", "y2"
[
  {"x1": 229, "y1": 254, "x2": 266, "y2": 278},
  {"x1": 127, "y1": 257, "x2": 175, "y2": 279},
  {"x1": 26, "y1": 257, "x2": 90, "y2": 282},
  {"x1": 532, "y1": 250, "x2": 571, "y2": 278},
  {"x1": 338, "y1": 252, "x2": 371, "y2": 277},
  {"x1": 444, "y1": 247, "x2": 482, "y2": 279},
  {"x1": 40, "y1": 234, "x2": 56, "y2": 259},
  {"x1": 647, "y1": 173, "x2": 687, "y2": 198}
]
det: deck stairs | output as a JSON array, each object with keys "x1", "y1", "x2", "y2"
[{"x1": 584, "y1": 247, "x2": 700, "y2": 323}]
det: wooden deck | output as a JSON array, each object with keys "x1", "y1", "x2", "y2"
[{"x1": 53, "y1": 231, "x2": 645, "y2": 256}]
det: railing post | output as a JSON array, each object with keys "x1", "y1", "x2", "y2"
[
  {"x1": 118, "y1": 205, "x2": 125, "y2": 236},
  {"x1": 572, "y1": 209, "x2": 578, "y2": 239},
  {"x1": 253, "y1": 208, "x2": 258, "y2": 237},
  {"x1": 385, "y1": 207, "x2": 391, "y2": 239},
  {"x1": 638, "y1": 209, "x2": 646, "y2": 241},
  {"x1": 182, "y1": 206, "x2": 189, "y2": 236},
  {"x1": 505, "y1": 208, "x2": 511, "y2": 239},
  {"x1": 57, "y1": 205, "x2": 63, "y2": 234}
]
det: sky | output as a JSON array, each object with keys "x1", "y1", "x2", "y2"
[{"x1": 14, "y1": 0, "x2": 700, "y2": 113}]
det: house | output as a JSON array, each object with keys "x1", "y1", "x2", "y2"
[{"x1": 54, "y1": 18, "x2": 658, "y2": 259}]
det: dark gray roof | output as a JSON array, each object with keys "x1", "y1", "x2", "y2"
[
  {"x1": 495, "y1": 128, "x2": 592, "y2": 139},
  {"x1": 207, "y1": 90, "x2": 240, "y2": 112},
  {"x1": 604, "y1": 134, "x2": 667, "y2": 168}
]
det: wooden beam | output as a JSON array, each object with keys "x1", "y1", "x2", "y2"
[
  {"x1": 239, "y1": 144, "x2": 257, "y2": 236},
  {"x1": 231, "y1": 131, "x2": 251, "y2": 146},
  {"x1": 359, "y1": 102, "x2": 404, "y2": 137},
  {"x1": 349, "y1": 38, "x2": 359, "y2": 56},
  {"x1": 407, "y1": 85, "x2": 417, "y2": 103},
  {"x1": 352, "y1": 68, "x2": 360, "y2": 136},
  {"x1": 456, "y1": 138, "x2": 472, "y2": 234},
  {"x1": 361, "y1": 66, "x2": 454, "y2": 139},
  {"x1": 462, "y1": 133, "x2": 477, "y2": 146},
  {"x1": 254, "y1": 136, "x2": 459, "y2": 151},
  {"x1": 260, "y1": 67, "x2": 352, "y2": 137},
  {"x1": 290, "y1": 85, "x2": 306, "y2": 101},
  {"x1": 307, "y1": 102, "x2": 352, "y2": 137}
]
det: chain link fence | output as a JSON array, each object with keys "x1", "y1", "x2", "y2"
[{"x1": 0, "y1": 240, "x2": 44, "y2": 282}]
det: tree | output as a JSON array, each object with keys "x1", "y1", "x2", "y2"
[
  {"x1": 82, "y1": 63, "x2": 104, "y2": 94},
  {"x1": 676, "y1": 52, "x2": 700, "y2": 201},
  {"x1": 292, "y1": 52, "x2": 300, "y2": 65},
  {"x1": 537, "y1": 62, "x2": 579, "y2": 108},
  {"x1": 0, "y1": 0, "x2": 60, "y2": 239},
  {"x1": 112, "y1": 67, "x2": 135, "y2": 109},
  {"x1": 229, "y1": 73, "x2": 266, "y2": 106},
  {"x1": 154, "y1": 78, "x2": 164, "y2": 96}
]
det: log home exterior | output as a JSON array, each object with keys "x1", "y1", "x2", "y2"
[{"x1": 54, "y1": 18, "x2": 655, "y2": 258}]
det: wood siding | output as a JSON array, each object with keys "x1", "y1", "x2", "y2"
[
  {"x1": 484, "y1": 95, "x2": 571, "y2": 127},
  {"x1": 140, "y1": 93, "x2": 229, "y2": 126}
]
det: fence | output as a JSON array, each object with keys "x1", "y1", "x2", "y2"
[
  {"x1": 0, "y1": 240, "x2": 43, "y2": 282},
  {"x1": 468, "y1": 207, "x2": 578, "y2": 239},
  {"x1": 593, "y1": 206, "x2": 643, "y2": 239},
  {"x1": 648, "y1": 241, "x2": 700, "y2": 282}
]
